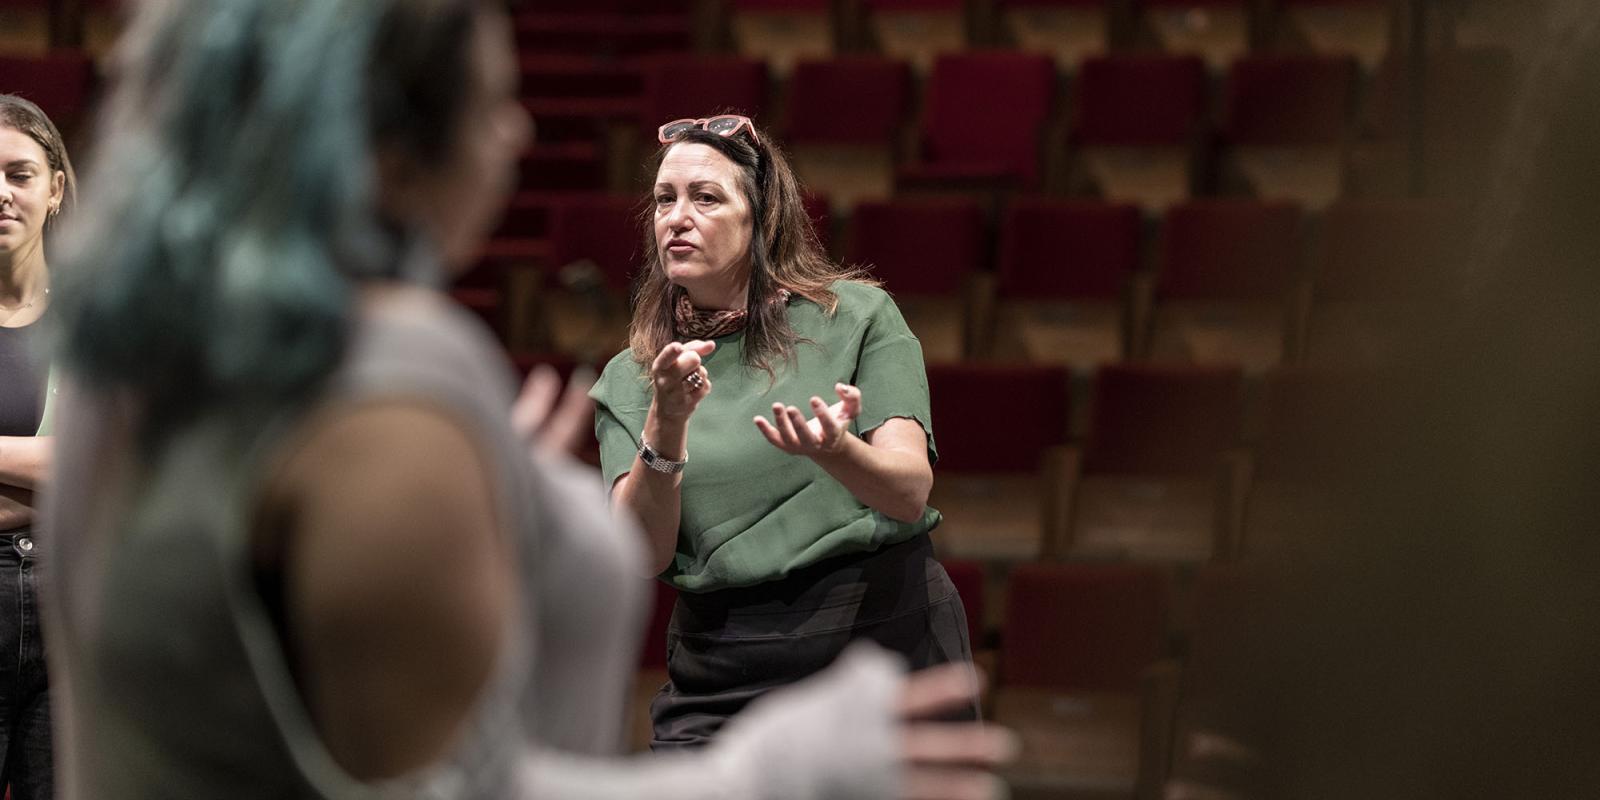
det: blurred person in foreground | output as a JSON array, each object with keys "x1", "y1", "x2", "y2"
[
  {"x1": 1167, "y1": 1, "x2": 1600, "y2": 797},
  {"x1": 38, "y1": 2, "x2": 1013, "y2": 799},
  {"x1": 591, "y1": 115, "x2": 976, "y2": 750},
  {"x1": 0, "y1": 92, "x2": 74, "y2": 800}
]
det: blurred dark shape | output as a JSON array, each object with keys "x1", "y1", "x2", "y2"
[{"x1": 1170, "y1": 2, "x2": 1600, "y2": 797}]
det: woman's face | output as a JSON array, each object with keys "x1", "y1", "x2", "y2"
[
  {"x1": 0, "y1": 125, "x2": 64, "y2": 263},
  {"x1": 386, "y1": 6, "x2": 531, "y2": 272},
  {"x1": 653, "y1": 142, "x2": 754, "y2": 307}
]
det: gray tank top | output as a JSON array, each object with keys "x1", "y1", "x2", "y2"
[{"x1": 43, "y1": 292, "x2": 648, "y2": 799}]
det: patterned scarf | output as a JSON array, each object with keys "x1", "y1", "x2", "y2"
[{"x1": 673, "y1": 288, "x2": 791, "y2": 339}]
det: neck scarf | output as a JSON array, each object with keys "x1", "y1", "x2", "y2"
[{"x1": 673, "y1": 288, "x2": 791, "y2": 340}]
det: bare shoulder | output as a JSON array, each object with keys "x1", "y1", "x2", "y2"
[{"x1": 259, "y1": 400, "x2": 516, "y2": 778}]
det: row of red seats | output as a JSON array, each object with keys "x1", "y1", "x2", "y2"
[
  {"x1": 477, "y1": 193, "x2": 1458, "y2": 306},
  {"x1": 515, "y1": 48, "x2": 1511, "y2": 196}
]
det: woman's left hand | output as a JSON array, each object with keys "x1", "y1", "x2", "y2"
[{"x1": 754, "y1": 383, "x2": 861, "y2": 456}]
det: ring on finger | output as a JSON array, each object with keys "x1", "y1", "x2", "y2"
[{"x1": 684, "y1": 371, "x2": 704, "y2": 390}]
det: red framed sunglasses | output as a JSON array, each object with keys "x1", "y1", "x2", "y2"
[{"x1": 657, "y1": 115, "x2": 761, "y2": 145}]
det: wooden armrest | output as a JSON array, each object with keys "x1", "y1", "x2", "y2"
[
  {"x1": 1138, "y1": 658, "x2": 1184, "y2": 800},
  {"x1": 1211, "y1": 449, "x2": 1254, "y2": 561},
  {"x1": 1041, "y1": 444, "x2": 1083, "y2": 560},
  {"x1": 1284, "y1": 279, "x2": 1314, "y2": 364},
  {"x1": 964, "y1": 270, "x2": 999, "y2": 359},
  {"x1": 1128, "y1": 271, "x2": 1157, "y2": 360}
]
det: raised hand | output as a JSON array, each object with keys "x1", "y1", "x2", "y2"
[
  {"x1": 650, "y1": 340, "x2": 716, "y2": 421},
  {"x1": 754, "y1": 383, "x2": 862, "y2": 456},
  {"x1": 510, "y1": 363, "x2": 595, "y2": 459}
]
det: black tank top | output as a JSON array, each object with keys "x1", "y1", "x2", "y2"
[{"x1": 0, "y1": 322, "x2": 46, "y2": 436}]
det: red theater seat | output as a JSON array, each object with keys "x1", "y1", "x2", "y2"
[
  {"x1": 0, "y1": 51, "x2": 96, "y2": 136},
  {"x1": 1072, "y1": 54, "x2": 1207, "y2": 208},
  {"x1": 993, "y1": 561, "x2": 1171, "y2": 794},
  {"x1": 640, "y1": 54, "x2": 769, "y2": 141},
  {"x1": 925, "y1": 362, "x2": 1073, "y2": 560},
  {"x1": 1002, "y1": 562, "x2": 1167, "y2": 692},
  {"x1": 541, "y1": 194, "x2": 642, "y2": 359},
  {"x1": 1054, "y1": 364, "x2": 1247, "y2": 561},
  {"x1": 785, "y1": 56, "x2": 911, "y2": 209},
  {"x1": 1147, "y1": 199, "x2": 1303, "y2": 370},
  {"x1": 1304, "y1": 199, "x2": 1461, "y2": 365},
  {"x1": 900, "y1": 52, "x2": 1057, "y2": 194},
  {"x1": 862, "y1": 0, "x2": 968, "y2": 72},
  {"x1": 987, "y1": 199, "x2": 1141, "y2": 367},
  {"x1": 1221, "y1": 55, "x2": 1358, "y2": 207},
  {"x1": 847, "y1": 196, "x2": 986, "y2": 360}
]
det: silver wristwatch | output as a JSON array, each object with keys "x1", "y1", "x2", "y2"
[{"x1": 638, "y1": 438, "x2": 687, "y2": 474}]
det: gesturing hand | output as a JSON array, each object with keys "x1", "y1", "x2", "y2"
[
  {"x1": 651, "y1": 340, "x2": 716, "y2": 420},
  {"x1": 898, "y1": 664, "x2": 1018, "y2": 800},
  {"x1": 510, "y1": 363, "x2": 595, "y2": 459},
  {"x1": 754, "y1": 383, "x2": 862, "y2": 456}
]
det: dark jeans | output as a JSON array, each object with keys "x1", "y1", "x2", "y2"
[
  {"x1": 650, "y1": 534, "x2": 976, "y2": 750},
  {"x1": 0, "y1": 530, "x2": 52, "y2": 800}
]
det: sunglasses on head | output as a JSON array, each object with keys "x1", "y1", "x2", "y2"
[{"x1": 657, "y1": 115, "x2": 761, "y2": 145}]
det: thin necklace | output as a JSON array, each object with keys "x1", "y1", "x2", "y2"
[{"x1": 0, "y1": 287, "x2": 49, "y2": 316}]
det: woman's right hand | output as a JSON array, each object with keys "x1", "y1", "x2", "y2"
[{"x1": 650, "y1": 340, "x2": 716, "y2": 421}]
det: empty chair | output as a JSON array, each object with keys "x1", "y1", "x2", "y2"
[
  {"x1": 988, "y1": 198, "x2": 1142, "y2": 368},
  {"x1": 1058, "y1": 363, "x2": 1247, "y2": 561},
  {"x1": 996, "y1": 561, "x2": 1170, "y2": 795},
  {"x1": 518, "y1": 55, "x2": 645, "y2": 148},
  {"x1": 1221, "y1": 55, "x2": 1358, "y2": 208},
  {"x1": 1072, "y1": 54, "x2": 1208, "y2": 209},
  {"x1": 640, "y1": 54, "x2": 770, "y2": 141},
  {"x1": 542, "y1": 194, "x2": 643, "y2": 361},
  {"x1": 1167, "y1": 563, "x2": 1259, "y2": 785},
  {"x1": 1357, "y1": 47, "x2": 1514, "y2": 198},
  {"x1": 1148, "y1": 199, "x2": 1303, "y2": 371},
  {"x1": 1277, "y1": 0, "x2": 1397, "y2": 69},
  {"x1": 0, "y1": 51, "x2": 96, "y2": 137},
  {"x1": 1241, "y1": 366, "x2": 1376, "y2": 557},
  {"x1": 0, "y1": 1, "x2": 47, "y2": 56},
  {"x1": 861, "y1": 0, "x2": 968, "y2": 74},
  {"x1": 729, "y1": 0, "x2": 833, "y2": 76},
  {"x1": 899, "y1": 51, "x2": 1058, "y2": 194},
  {"x1": 926, "y1": 362, "x2": 1073, "y2": 561},
  {"x1": 1141, "y1": 0, "x2": 1250, "y2": 70},
  {"x1": 847, "y1": 196, "x2": 987, "y2": 360},
  {"x1": 513, "y1": 5, "x2": 693, "y2": 59},
  {"x1": 996, "y1": 0, "x2": 1112, "y2": 70},
  {"x1": 785, "y1": 56, "x2": 912, "y2": 210},
  {"x1": 517, "y1": 142, "x2": 608, "y2": 192},
  {"x1": 1305, "y1": 198, "x2": 1461, "y2": 365}
]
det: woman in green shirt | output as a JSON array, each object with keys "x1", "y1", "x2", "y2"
[{"x1": 591, "y1": 115, "x2": 975, "y2": 749}]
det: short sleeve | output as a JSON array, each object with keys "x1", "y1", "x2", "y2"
[
  {"x1": 589, "y1": 354, "x2": 650, "y2": 490},
  {"x1": 849, "y1": 291, "x2": 937, "y2": 467}
]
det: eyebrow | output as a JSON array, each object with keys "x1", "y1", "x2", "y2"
[
  {"x1": 3, "y1": 160, "x2": 41, "y2": 171},
  {"x1": 655, "y1": 180, "x2": 728, "y2": 193}
]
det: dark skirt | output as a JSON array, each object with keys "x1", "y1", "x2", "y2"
[{"x1": 649, "y1": 533, "x2": 975, "y2": 750}]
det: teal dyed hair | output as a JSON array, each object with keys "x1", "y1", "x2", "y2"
[{"x1": 53, "y1": 0, "x2": 482, "y2": 445}]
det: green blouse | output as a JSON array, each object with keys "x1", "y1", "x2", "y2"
[{"x1": 591, "y1": 280, "x2": 941, "y2": 593}]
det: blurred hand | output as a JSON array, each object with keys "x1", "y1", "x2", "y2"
[
  {"x1": 510, "y1": 363, "x2": 595, "y2": 459},
  {"x1": 649, "y1": 340, "x2": 715, "y2": 421},
  {"x1": 754, "y1": 383, "x2": 862, "y2": 457},
  {"x1": 897, "y1": 663, "x2": 1018, "y2": 800}
]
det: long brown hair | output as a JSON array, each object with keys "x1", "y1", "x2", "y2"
[{"x1": 628, "y1": 120, "x2": 875, "y2": 377}]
